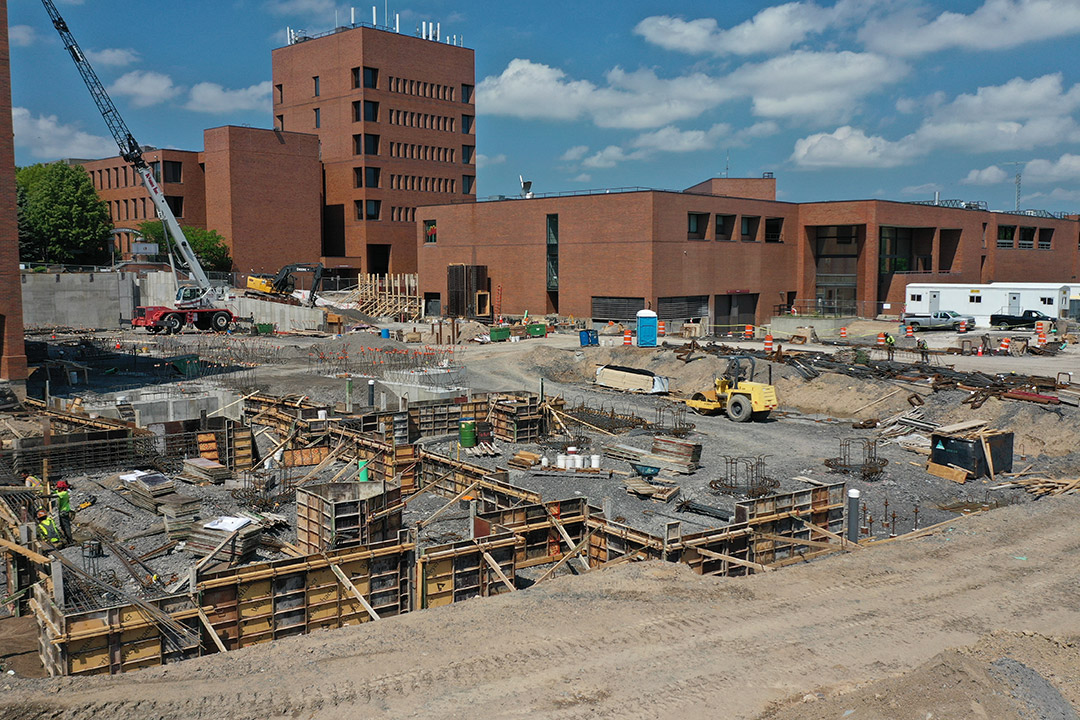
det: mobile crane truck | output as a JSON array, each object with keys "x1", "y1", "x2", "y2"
[{"x1": 42, "y1": 1, "x2": 236, "y2": 335}]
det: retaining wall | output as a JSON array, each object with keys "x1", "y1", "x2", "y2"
[{"x1": 22, "y1": 271, "x2": 137, "y2": 328}]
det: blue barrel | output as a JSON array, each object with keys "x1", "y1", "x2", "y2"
[
  {"x1": 380, "y1": 328, "x2": 390, "y2": 339},
  {"x1": 636, "y1": 310, "x2": 658, "y2": 347}
]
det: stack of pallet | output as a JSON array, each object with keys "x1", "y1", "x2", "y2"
[
  {"x1": 507, "y1": 450, "x2": 542, "y2": 469},
  {"x1": 184, "y1": 517, "x2": 262, "y2": 564},
  {"x1": 182, "y1": 457, "x2": 231, "y2": 483},
  {"x1": 490, "y1": 394, "x2": 542, "y2": 443},
  {"x1": 651, "y1": 437, "x2": 702, "y2": 467},
  {"x1": 463, "y1": 441, "x2": 500, "y2": 458}
]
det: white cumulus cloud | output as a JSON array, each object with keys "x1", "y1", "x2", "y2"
[
  {"x1": 1024, "y1": 154, "x2": 1080, "y2": 184},
  {"x1": 109, "y1": 71, "x2": 181, "y2": 108},
  {"x1": 900, "y1": 183, "x2": 943, "y2": 196},
  {"x1": 9, "y1": 25, "x2": 36, "y2": 47},
  {"x1": 12, "y1": 107, "x2": 116, "y2": 160},
  {"x1": 571, "y1": 173, "x2": 592, "y2": 183},
  {"x1": 961, "y1": 166, "x2": 1009, "y2": 185},
  {"x1": 634, "y1": 2, "x2": 869, "y2": 56},
  {"x1": 265, "y1": 0, "x2": 335, "y2": 16},
  {"x1": 631, "y1": 124, "x2": 730, "y2": 153},
  {"x1": 560, "y1": 145, "x2": 589, "y2": 162},
  {"x1": 86, "y1": 48, "x2": 141, "y2": 67},
  {"x1": 185, "y1": 81, "x2": 272, "y2": 113},
  {"x1": 790, "y1": 126, "x2": 917, "y2": 168},
  {"x1": 860, "y1": 0, "x2": 1080, "y2": 56},
  {"x1": 475, "y1": 153, "x2": 506, "y2": 169}
]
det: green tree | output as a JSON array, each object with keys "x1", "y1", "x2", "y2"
[
  {"x1": 136, "y1": 221, "x2": 233, "y2": 272},
  {"x1": 16, "y1": 162, "x2": 112, "y2": 264}
]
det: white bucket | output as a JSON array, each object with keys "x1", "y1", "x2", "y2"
[
  {"x1": 567, "y1": 446, "x2": 577, "y2": 455},
  {"x1": 540, "y1": 456, "x2": 549, "y2": 468},
  {"x1": 556, "y1": 454, "x2": 567, "y2": 469},
  {"x1": 573, "y1": 455, "x2": 584, "y2": 469},
  {"x1": 591, "y1": 454, "x2": 602, "y2": 468},
  {"x1": 581, "y1": 456, "x2": 591, "y2": 469}
]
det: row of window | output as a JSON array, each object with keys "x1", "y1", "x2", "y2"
[
  {"x1": 392, "y1": 207, "x2": 417, "y2": 223},
  {"x1": 282, "y1": 67, "x2": 474, "y2": 104},
  {"x1": 996, "y1": 225, "x2": 1053, "y2": 250},
  {"x1": 107, "y1": 195, "x2": 183, "y2": 221},
  {"x1": 391, "y1": 141, "x2": 460, "y2": 163},
  {"x1": 388, "y1": 174, "x2": 458, "y2": 193},
  {"x1": 387, "y1": 108, "x2": 460, "y2": 132},
  {"x1": 913, "y1": 291, "x2": 1058, "y2": 307},
  {"x1": 91, "y1": 161, "x2": 182, "y2": 190},
  {"x1": 687, "y1": 212, "x2": 784, "y2": 242}
]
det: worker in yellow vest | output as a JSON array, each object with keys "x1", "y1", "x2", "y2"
[
  {"x1": 36, "y1": 509, "x2": 63, "y2": 549},
  {"x1": 51, "y1": 480, "x2": 74, "y2": 542}
]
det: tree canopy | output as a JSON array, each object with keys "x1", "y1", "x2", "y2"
[
  {"x1": 136, "y1": 221, "x2": 233, "y2": 272},
  {"x1": 16, "y1": 162, "x2": 112, "y2": 265}
]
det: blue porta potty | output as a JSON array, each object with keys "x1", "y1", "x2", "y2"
[
  {"x1": 636, "y1": 309, "x2": 658, "y2": 347},
  {"x1": 380, "y1": 328, "x2": 390, "y2": 339},
  {"x1": 579, "y1": 329, "x2": 599, "y2": 346}
]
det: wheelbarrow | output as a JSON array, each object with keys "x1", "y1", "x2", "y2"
[{"x1": 629, "y1": 462, "x2": 662, "y2": 479}]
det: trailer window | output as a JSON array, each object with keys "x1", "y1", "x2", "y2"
[
  {"x1": 968, "y1": 295, "x2": 982, "y2": 303},
  {"x1": 909, "y1": 293, "x2": 922, "y2": 302},
  {"x1": 1041, "y1": 297, "x2": 1054, "y2": 306}
]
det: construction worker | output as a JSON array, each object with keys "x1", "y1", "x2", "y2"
[
  {"x1": 35, "y1": 509, "x2": 63, "y2": 549},
  {"x1": 917, "y1": 338, "x2": 929, "y2": 363},
  {"x1": 51, "y1": 480, "x2": 74, "y2": 542},
  {"x1": 21, "y1": 470, "x2": 42, "y2": 490},
  {"x1": 884, "y1": 332, "x2": 896, "y2": 361}
]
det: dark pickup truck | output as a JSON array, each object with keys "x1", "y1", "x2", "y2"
[{"x1": 989, "y1": 309, "x2": 1055, "y2": 329}]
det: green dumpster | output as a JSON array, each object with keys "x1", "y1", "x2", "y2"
[{"x1": 489, "y1": 327, "x2": 511, "y2": 342}]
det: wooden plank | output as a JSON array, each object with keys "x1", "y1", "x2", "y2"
[
  {"x1": 800, "y1": 519, "x2": 862, "y2": 550},
  {"x1": 536, "y1": 529, "x2": 597, "y2": 583},
  {"x1": 479, "y1": 550, "x2": 516, "y2": 593},
  {"x1": 417, "y1": 481, "x2": 480, "y2": 529},
  {"x1": 692, "y1": 546, "x2": 773, "y2": 573},
  {"x1": 194, "y1": 602, "x2": 228, "y2": 653},
  {"x1": 927, "y1": 461, "x2": 968, "y2": 484},
  {"x1": 329, "y1": 563, "x2": 380, "y2": 621},
  {"x1": 0, "y1": 537, "x2": 52, "y2": 565},
  {"x1": 544, "y1": 505, "x2": 592, "y2": 572},
  {"x1": 979, "y1": 431, "x2": 996, "y2": 483},
  {"x1": 755, "y1": 532, "x2": 843, "y2": 552},
  {"x1": 934, "y1": 419, "x2": 989, "y2": 435}
]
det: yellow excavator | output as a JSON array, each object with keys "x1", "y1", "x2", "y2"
[{"x1": 682, "y1": 356, "x2": 778, "y2": 422}]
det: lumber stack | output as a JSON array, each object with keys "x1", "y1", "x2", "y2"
[
  {"x1": 651, "y1": 436, "x2": 702, "y2": 465},
  {"x1": 184, "y1": 519, "x2": 262, "y2": 563},
  {"x1": 603, "y1": 443, "x2": 698, "y2": 474},
  {"x1": 122, "y1": 472, "x2": 176, "y2": 512},
  {"x1": 158, "y1": 494, "x2": 201, "y2": 540},
  {"x1": 507, "y1": 450, "x2": 542, "y2": 469},
  {"x1": 182, "y1": 457, "x2": 231, "y2": 484},
  {"x1": 991, "y1": 476, "x2": 1080, "y2": 497}
]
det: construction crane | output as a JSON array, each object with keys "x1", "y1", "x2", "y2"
[{"x1": 40, "y1": 1, "x2": 235, "y2": 333}]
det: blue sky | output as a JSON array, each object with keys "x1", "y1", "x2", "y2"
[{"x1": 10, "y1": 0, "x2": 1080, "y2": 212}]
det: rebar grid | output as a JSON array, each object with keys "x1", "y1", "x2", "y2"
[
  {"x1": 824, "y1": 438, "x2": 889, "y2": 481},
  {"x1": 709, "y1": 455, "x2": 780, "y2": 498}
]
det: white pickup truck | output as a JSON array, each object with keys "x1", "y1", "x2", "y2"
[{"x1": 900, "y1": 310, "x2": 977, "y2": 331}]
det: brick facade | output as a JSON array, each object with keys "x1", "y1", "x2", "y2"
[
  {"x1": 0, "y1": 0, "x2": 27, "y2": 380},
  {"x1": 272, "y1": 25, "x2": 475, "y2": 274},
  {"x1": 418, "y1": 180, "x2": 1080, "y2": 324}
]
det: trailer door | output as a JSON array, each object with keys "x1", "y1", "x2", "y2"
[
  {"x1": 1008, "y1": 292, "x2": 1021, "y2": 314},
  {"x1": 928, "y1": 291, "x2": 940, "y2": 313}
]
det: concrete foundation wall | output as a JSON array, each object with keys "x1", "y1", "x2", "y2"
[
  {"x1": 22, "y1": 272, "x2": 137, "y2": 329},
  {"x1": 84, "y1": 387, "x2": 242, "y2": 424}
]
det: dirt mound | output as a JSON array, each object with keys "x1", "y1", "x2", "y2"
[{"x1": 758, "y1": 631, "x2": 1080, "y2": 720}]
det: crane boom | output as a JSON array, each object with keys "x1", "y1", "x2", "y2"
[{"x1": 40, "y1": 0, "x2": 214, "y2": 300}]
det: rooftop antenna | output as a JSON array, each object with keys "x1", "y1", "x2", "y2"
[
  {"x1": 725, "y1": 150, "x2": 730, "y2": 179},
  {"x1": 1002, "y1": 161, "x2": 1024, "y2": 211},
  {"x1": 519, "y1": 175, "x2": 533, "y2": 199}
]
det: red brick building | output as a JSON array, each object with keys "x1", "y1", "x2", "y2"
[
  {"x1": 272, "y1": 24, "x2": 475, "y2": 274},
  {"x1": 0, "y1": 0, "x2": 27, "y2": 381},
  {"x1": 417, "y1": 178, "x2": 1080, "y2": 325},
  {"x1": 78, "y1": 126, "x2": 322, "y2": 274}
]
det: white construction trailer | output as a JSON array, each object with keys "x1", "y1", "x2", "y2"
[{"x1": 903, "y1": 282, "x2": 1071, "y2": 327}]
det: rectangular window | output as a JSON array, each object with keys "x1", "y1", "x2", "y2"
[
  {"x1": 353, "y1": 167, "x2": 364, "y2": 188},
  {"x1": 546, "y1": 214, "x2": 559, "y2": 291},
  {"x1": 276, "y1": 114, "x2": 284, "y2": 131},
  {"x1": 162, "y1": 161, "x2": 182, "y2": 184},
  {"x1": 351, "y1": 67, "x2": 361, "y2": 89},
  {"x1": 353, "y1": 134, "x2": 363, "y2": 155},
  {"x1": 687, "y1": 212, "x2": 708, "y2": 240},
  {"x1": 1041, "y1": 296, "x2": 1054, "y2": 306},
  {"x1": 363, "y1": 66, "x2": 378, "y2": 89},
  {"x1": 740, "y1": 215, "x2": 760, "y2": 241},
  {"x1": 164, "y1": 195, "x2": 184, "y2": 218},
  {"x1": 462, "y1": 174, "x2": 475, "y2": 194},
  {"x1": 1038, "y1": 227, "x2": 1053, "y2": 250},
  {"x1": 969, "y1": 295, "x2": 982, "y2": 303},
  {"x1": 462, "y1": 145, "x2": 474, "y2": 164},
  {"x1": 764, "y1": 217, "x2": 784, "y2": 243},
  {"x1": 313, "y1": 107, "x2": 321, "y2": 128},
  {"x1": 366, "y1": 199, "x2": 381, "y2": 220},
  {"x1": 997, "y1": 225, "x2": 1016, "y2": 248},
  {"x1": 461, "y1": 114, "x2": 474, "y2": 134},
  {"x1": 424, "y1": 219, "x2": 437, "y2": 243},
  {"x1": 1018, "y1": 226, "x2": 1035, "y2": 249},
  {"x1": 275, "y1": 84, "x2": 283, "y2": 103},
  {"x1": 149, "y1": 161, "x2": 161, "y2": 182},
  {"x1": 364, "y1": 134, "x2": 380, "y2": 154},
  {"x1": 715, "y1": 214, "x2": 735, "y2": 241},
  {"x1": 909, "y1": 293, "x2": 922, "y2": 302},
  {"x1": 352, "y1": 101, "x2": 362, "y2": 122},
  {"x1": 461, "y1": 83, "x2": 473, "y2": 103},
  {"x1": 365, "y1": 167, "x2": 380, "y2": 188},
  {"x1": 354, "y1": 200, "x2": 364, "y2": 220},
  {"x1": 313, "y1": 76, "x2": 320, "y2": 97},
  {"x1": 363, "y1": 100, "x2": 379, "y2": 122}
]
